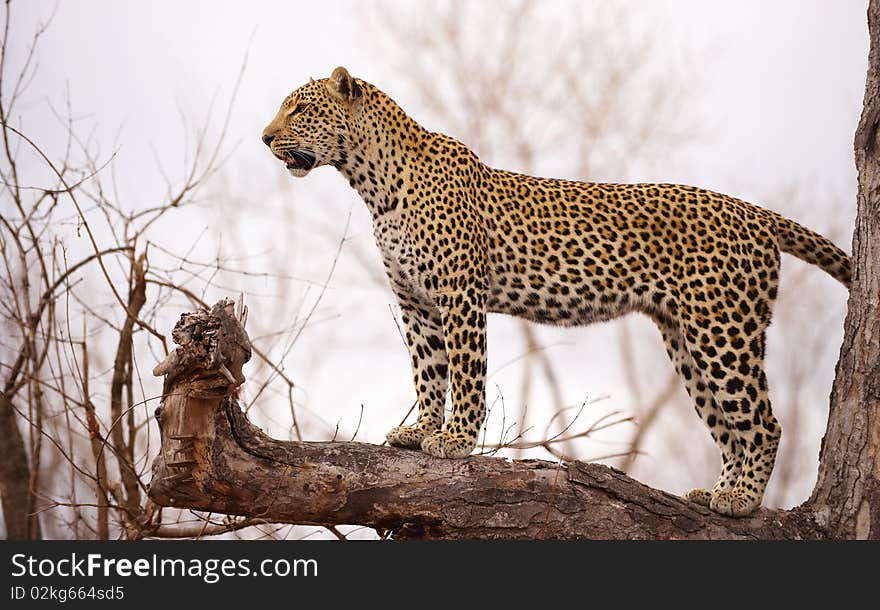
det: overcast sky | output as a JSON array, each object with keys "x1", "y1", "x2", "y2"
[
  {"x1": 15, "y1": 0, "x2": 868, "y2": 203},
  {"x1": 10, "y1": 0, "x2": 870, "y2": 509}
]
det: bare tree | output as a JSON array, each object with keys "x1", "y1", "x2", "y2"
[{"x1": 0, "y1": 2, "x2": 316, "y2": 540}]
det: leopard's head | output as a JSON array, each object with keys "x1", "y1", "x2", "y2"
[{"x1": 262, "y1": 66, "x2": 363, "y2": 177}]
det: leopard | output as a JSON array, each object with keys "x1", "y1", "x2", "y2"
[{"x1": 261, "y1": 67, "x2": 851, "y2": 517}]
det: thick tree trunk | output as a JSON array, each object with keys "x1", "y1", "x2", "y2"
[
  {"x1": 809, "y1": 0, "x2": 880, "y2": 540},
  {"x1": 0, "y1": 391, "x2": 39, "y2": 539}
]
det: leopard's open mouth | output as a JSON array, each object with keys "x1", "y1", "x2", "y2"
[{"x1": 281, "y1": 148, "x2": 317, "y2": 171}]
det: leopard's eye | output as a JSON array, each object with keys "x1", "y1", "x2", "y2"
[{"x1": 287, "y1": 102, "x2": 309, "y2": 117}]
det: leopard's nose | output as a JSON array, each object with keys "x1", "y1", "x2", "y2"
[{"x1": 262, "y1": 134, "x2": 275, "y2": 147}]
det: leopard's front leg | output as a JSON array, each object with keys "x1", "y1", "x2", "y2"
[
  {"x1": 420, "y1": 288, "x2": 487, "y2": 459},
  {"x1": 385, "y1": 290, "x2": 448, "y2": 449}
]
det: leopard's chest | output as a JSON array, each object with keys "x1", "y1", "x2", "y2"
[{"x1": 372, "y1": 215, "x2": 426, "y2": 295}]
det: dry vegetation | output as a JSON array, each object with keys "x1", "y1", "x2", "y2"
[{"x1": 0, "y1": 3, "x2": 315, "y2": 539}]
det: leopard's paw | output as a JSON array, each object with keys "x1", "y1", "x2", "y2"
[
  {"x1": 709, "y1": 489, "x2": 760, "y2": 517},
  {"x1": 683, "y1": 488, "x2": 713, "y2": 507},
  {"x1": 420, "y1": 429, "x2": 476, "y2": 459},
  {"x1": 386, "y1": 425, "x2": 431, "y2": 449}
]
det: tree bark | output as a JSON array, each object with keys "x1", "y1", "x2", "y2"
[{"x1": 809, "y1": 0, "x2": 880, "y2": 540}]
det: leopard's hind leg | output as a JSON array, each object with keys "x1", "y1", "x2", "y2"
[
  {"x1": 679, "y1": 313, "x2": 781, "y2": 517},
  {"x1": 657, "y1": 320, "x2": 744, "y2": 507}
]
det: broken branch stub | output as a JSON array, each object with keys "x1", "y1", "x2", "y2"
[
  {"x1": 152, "y1": 298, "x2": 251, "y2": 392},
  {"x1": 149, "y1": 298, "x2": 251, "y2": 507}
]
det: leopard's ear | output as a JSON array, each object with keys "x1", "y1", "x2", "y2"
[{"x1": 326, "y1": 66, "x2": 362, "y2": 109}]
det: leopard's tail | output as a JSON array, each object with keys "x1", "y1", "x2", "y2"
[{"x1": 771, "y1": 213, "x2": 851, "y2": 288}]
